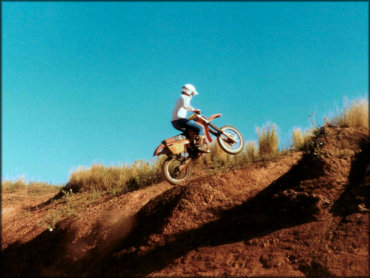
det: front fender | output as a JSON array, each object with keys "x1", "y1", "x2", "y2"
[{"x1": 208, "y1": 113, "x2": 222, "y2": 121}]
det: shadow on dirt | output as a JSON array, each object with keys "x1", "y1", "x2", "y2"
[
  {"x1": 2, "y1": 134, "x2": 368, "y2": 277},
  {"x1": 1, "y1": 219, "x2": 78, "y2": 277},
  {"x1": 28, "y1": 179, "x2": 90, "y2": 211},
  {"x1": 88, "y1": 153, "x2": 326, "y2": 277},
  {"x1": 28, "y1": 191, "x2": 64, "y2": 211},
  {"x1": 0, "y1": 151, "x2": 322, "y2": 277},
  {"x1": 331, "y1": 139, "x2": 370, "y2": 217}
]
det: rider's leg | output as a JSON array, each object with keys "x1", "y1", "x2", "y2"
[
  {"x1": 171, "y1": 119, "x2": 209, "y2": 152},
  {"x1": 184, "y1": 122, "x2": 210, "y2": 153},
  {"x1": 172, "y1": 118, "x2": 202, "y2": 135},
  {"x1": 171, "y1": 119, "x2": 188, "y2": 133},
  {"x1": 182, "y1": 120, "x2": 203, "y2": 135},
  {"x1": 188, "y1": 130, "x2": 197, "y2": 141},
  {"x1": 194, "y1": 135, "x2": 210, "y2": 152}
]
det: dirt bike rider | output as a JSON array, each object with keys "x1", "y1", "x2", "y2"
[{"x1": 171, "y1": 84, "x2": 210, "y2": 153}]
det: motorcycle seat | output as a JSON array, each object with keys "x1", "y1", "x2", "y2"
[{"x1": 163, "y1": 134, "x2": 188, "y2": 145}]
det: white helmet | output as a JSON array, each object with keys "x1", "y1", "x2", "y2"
[{"x1": 182, "y1": 84, "x2": 198, "y2": 96}]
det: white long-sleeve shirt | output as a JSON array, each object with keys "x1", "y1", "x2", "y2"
[{"x1": 172, "y1": 94, "x2": 196, "y2": 121}]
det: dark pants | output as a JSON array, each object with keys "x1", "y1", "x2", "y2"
[{"x1": 171, "y1": 118, "x2": 204, "y2": 135}]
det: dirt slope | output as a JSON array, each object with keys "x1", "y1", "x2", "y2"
[{"x1": 1, "y1": 126, "x2": 369, "y2": 277}]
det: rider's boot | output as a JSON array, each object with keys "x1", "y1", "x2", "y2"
[{"x1": 195, "y1": 135, "x2": 210, "y2": 153}]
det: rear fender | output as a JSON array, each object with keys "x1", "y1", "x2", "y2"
[{"x1": 153, "y1": 143, "x2": 167, "y2": 156}]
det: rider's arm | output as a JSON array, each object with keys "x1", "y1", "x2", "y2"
[{"x1": 182, "y1": 95, "x2": 197, "y2": 112}]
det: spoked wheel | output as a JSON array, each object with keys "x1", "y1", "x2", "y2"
[
  {"x1": 162, "y1": 156, "x2": 192, "y2": 185},
  {"x1": 217, "y1": 125, "x2": 244, "y2": 154}
]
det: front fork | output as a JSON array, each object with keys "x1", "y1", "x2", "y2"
[{"x1": 208, "y1": 123, "x2": 237, "y2": 144}]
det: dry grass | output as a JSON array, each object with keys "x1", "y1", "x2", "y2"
[
  {"x1": 292, "y1": 129, "x2": 304, "y2": 150},
  {"x1": 67, "y1": 158, "x2": 164, "y2": 194},
  {"x1": 7, "y1": 99, "x2": 365, "y2": 199},
  {"x1": 201, "y1": 139, "x2": 273, "y2": 171},
  {"x1": 326, "y1": 98, "x2": 368, "y2": 129},
  {"x1": 201, "y1": 142, "x2": 228, "y2": 168},
  {"x1": 202, "y1": 123, "x2": 281, "y2": 171},
  {"x1": 256, "y1": 123, "x2": 280, "y2": 157},
  {"x1": 2, "y1": 178, "x2": 59, "y2": 194},
  {"x1": 2, "y1": 177, "x2": 26, "y2": 193},
  {"x1": 229, "y1": 141, "x2": 260, "y2": 168},
  {"x1": 292, "y1": 128, "x2": 315, "y2": 151},
  {"x1": 210, "y1": 143, "x2": 229, "y2": 167},
  {"x1": 245, "y1": 141, "x2": 258, "y2": 162},
  {"x1": 5, "y1": 100, "x2": 366, "y2": 232}
]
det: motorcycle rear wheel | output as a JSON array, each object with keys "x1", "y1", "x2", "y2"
[
  {"x1": 217, "y1": 125, "x2": 244, "y2": 154},
  {"x1": 162, "y1": 156, "x2": 191, "y2": 185}
]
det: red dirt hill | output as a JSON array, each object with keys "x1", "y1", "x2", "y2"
[{"x1": 1, "y1": 125, "x2": 369, "y2": 277}]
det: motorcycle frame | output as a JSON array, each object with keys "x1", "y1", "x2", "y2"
[
  {"x1": 193, "y1": 114, "x2": 237, "y2": 145},
  {"x1": 193, "y1": 113, "x2": 223, "y2": 143},
  {"x1": 153, "y1": 113, "x2": 236, "y2": 157}
]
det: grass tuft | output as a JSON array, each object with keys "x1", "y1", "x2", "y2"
[
  {"x1": 2, "y1": 177, "x2": 26, "y2": 193},
  {"x1": 256, "y1": 123, "x2": 280, "y2": 157},
  {"x1": 292, "y1": 128, "x2": 315, "y2": 151},
  {"x1": 1, "y1": 178, "x2": 59, "y2": 194},
  {"x1": 245, "y1": 141, "x2": 258, "y2": 162},
  {"x1": 326, "y1": 98, "x2": 368, "y2": 129},
  {"x1": 67, "y1": 158, "x2": 164, "y2": 194}
]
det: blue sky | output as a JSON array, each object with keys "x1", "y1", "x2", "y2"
[{"x1": 2, "y1": 2, "x2": 368, "y2": 185}]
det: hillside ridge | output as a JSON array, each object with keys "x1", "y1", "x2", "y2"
[{"x1": 2, "y1": 125, "x2": 369, "y2": 277}]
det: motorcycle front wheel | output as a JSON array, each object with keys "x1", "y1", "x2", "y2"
[
  {"x1": 162, "y1": 156, "x2": 192, "y2": 185},
  {"x1": 217, "y1": 125, "x2": 244, "y2": 154}
]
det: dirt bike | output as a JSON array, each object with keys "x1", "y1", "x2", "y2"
[{"x1": 153, "y1": 112, "x2": 244, "y2": 185}]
